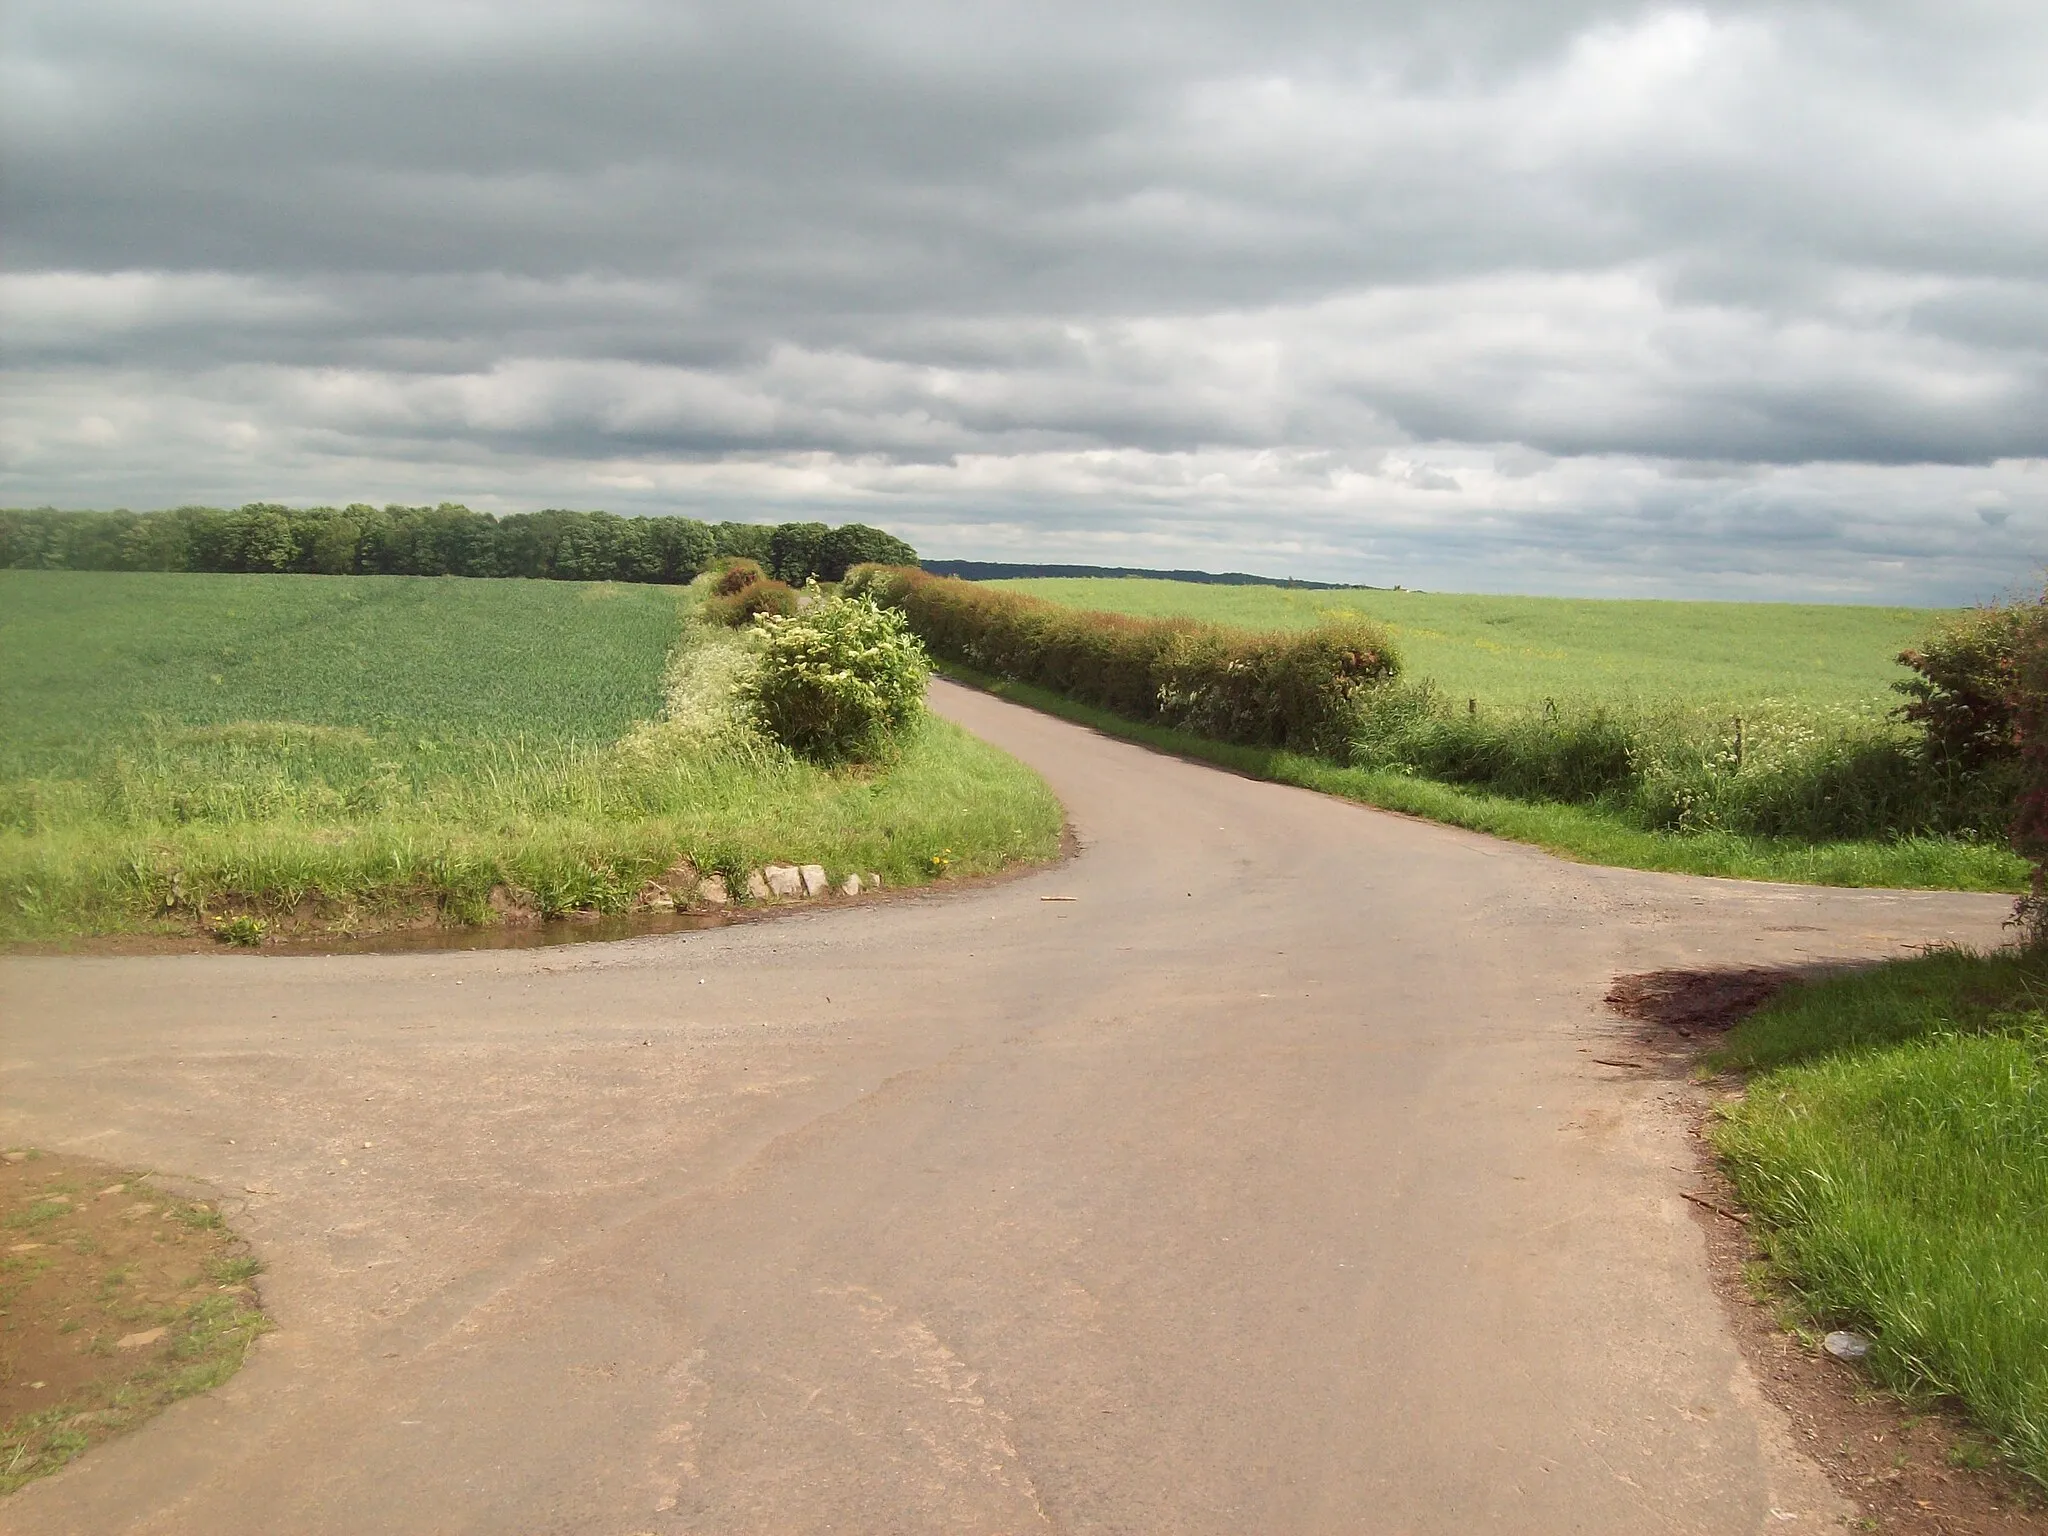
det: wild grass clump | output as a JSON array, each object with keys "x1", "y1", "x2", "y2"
[
  {"x1": 1712, "y1": 950, "x2": 2048, "y2": 1489},
  {"x1": 737, "y1": 594, "x2": 930, "y2": 762},
  {"x1": 851, "y1": 564, "x2": 1397, "y2": 753}
]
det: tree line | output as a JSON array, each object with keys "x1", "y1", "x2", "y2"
[{"x1": 0, "y1": 504, "x2": 918, "y2": 587}]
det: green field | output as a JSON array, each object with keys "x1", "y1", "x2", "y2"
[
  {"x1": 1, "y1": 571, "x2": 681, "y2": 778},
  {"x1": 0, "y1": 571, "x2": 1062, "y2": 941},
  {"x1": 994, "y1": 579, "x2": 1943, "y2": 712}
]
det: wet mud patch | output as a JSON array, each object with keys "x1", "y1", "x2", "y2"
[
  {"x1": 1, "y1": 1150, "x2": 267, "y2": 1496},
  {"x1": 1605, "y1": 964, "x2": 1816, "y2": 1039}
]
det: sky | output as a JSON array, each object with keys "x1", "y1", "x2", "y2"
[{"x1": 3, "y1": 0, "x2": 2046, "y2": 601}]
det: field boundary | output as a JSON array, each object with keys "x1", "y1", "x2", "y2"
[{"x1": 937, "y1": 662, "x2": 2027, "y2": 893}]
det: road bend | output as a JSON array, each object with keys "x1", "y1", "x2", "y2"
[{"x1": 0, "y1": 679, "x2": 2012, "y2": 1534}]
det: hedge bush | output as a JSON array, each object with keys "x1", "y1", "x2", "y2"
[
  {"x1": 702, "y1": 575, "x2": 798, "y2": 627},
  {"x1": 710, "y1": 557, "x2": 768, "y2": 596},
  {"x1": 738, "y1": 594, "x2": 931, "y2": 761},
  {"x1": 849, "y1": 565, "x2": 1398, "y2": 753},
  {"x1": 2007, "y1": 605, "x2": 2048, "y2": 940},
  {"x1": 1896, "y1": 604, "x2": 2030, "y2": 771}
]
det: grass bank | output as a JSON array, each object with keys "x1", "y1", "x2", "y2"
[
  {"x1": 0, "y1": 572, "x2": 1062, "y2": 941},
  {"x1": 943, "y1": 665, "x2": 2024, "y2": 891},
  {"x1": 1709, "y1": 951, "x2": 2048, "y2": 1490}
]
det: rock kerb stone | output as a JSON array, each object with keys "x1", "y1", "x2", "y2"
[
  {"x1": 799, "y1": 865, "x2": 830, "y2": 897},
  {"x1": 763, "y1": 866, "x2": 803, "y2": 899}
]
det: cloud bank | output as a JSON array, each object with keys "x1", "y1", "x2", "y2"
[{"x1": 4, "y1": 0, "x2": 2046, "y2": 598}]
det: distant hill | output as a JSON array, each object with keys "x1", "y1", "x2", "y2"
[{"x1": 918, "y1": 559, "x2": 1370, "y2": 591}]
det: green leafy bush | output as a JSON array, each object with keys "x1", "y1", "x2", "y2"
[
  {"x1": 738, "y1": 594, "x2": 931, "y2": 761},
  {"x1": 2007, "y1": 604, "x2": 2048, "y2": 941},
  {"x1": 1896, "y1": 605, "x2": 2030, "y2": 770},
  {"x1": 850, "y1": 565, "x2": 1397, "y2": 753}
]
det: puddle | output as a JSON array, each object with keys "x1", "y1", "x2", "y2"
[{"x1": 269, "y1": 909, "x2": 737, "y2": 956}]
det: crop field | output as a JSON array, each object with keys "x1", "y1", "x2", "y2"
[
  {"x1": 0, "y1": 571, "x2": 1061, "y2": 941},
  {"x1": 2, "y1": 571, "x2": 680, "y2": 778},
  {"x1": 992, "y1": 578, "x2": 1945, "y2": 713}
]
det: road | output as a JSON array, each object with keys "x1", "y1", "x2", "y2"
[{"x1": 0, "y1": 680, "x2": 2014, "y2": 1534}]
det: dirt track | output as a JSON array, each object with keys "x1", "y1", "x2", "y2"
[{"x1": 0, "y1": 680, "x2": 2014, "y2": 1534}]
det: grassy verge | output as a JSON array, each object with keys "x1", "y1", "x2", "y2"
[
  {"x1": 943, "y1": 664, "x2": 2025, "y2": 892},
  {"x1": 1707, "y1": 951, "x2": 2048, "y2": 1491},
  {"x1": 0, "y1": 572, "x2": 1063, "y2": 941}
]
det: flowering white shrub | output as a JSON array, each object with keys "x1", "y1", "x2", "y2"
[{"x1": 737, "y1": 593, "x2": 930, "y2": 761}]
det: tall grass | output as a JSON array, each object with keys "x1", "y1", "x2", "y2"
[
  {"x1": 1350, "y1": 684, "x2": 2013, "y2": 844},
  {"x1": 1712, "y1": 951, "x2": 2048, "y2": 1488}
]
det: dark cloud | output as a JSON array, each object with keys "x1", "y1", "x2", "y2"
[{"x1": 3, "y1": 0, "x2": 2046, "y2": 596}]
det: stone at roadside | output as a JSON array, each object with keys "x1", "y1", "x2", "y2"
[
  {"x1": 116, "y1": 1327, "x2": 167, "y2": 1350},
  {"x1": 3, "y1": 1151, "x2": 29, "y2": 1163},
  {"x1": 764, "y1": 865, "x2": 805, "y2": 898},
  {"x1": 746, "y1": 870, "x2": 775, "y2": 901},
  {"x1": 866, "y1": 872, "x2": 883, "y2": 890},
  {"x1": 635, "y1": 883, "x2": 676, "y2": 913},
  {"x1": 839, "y1": 874, "x2": 861, "y2": 896},
  {"x1": 1823, "y1": 1330, "x2": 1872, "y2": 1361},
  {"x1": 660, "y1": 857, "x2": 700, "y2": 894},
  {"x1": 697, "y1": 875, "x2": 730, "y2": 906},
  {"x1": 799, "y1": 864, "x2": 829, "y2": 897}
]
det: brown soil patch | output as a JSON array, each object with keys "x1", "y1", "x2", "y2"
[
  {"x1": 1, "y1": 1149, "x2": 267, "y2": 1496},
  {"x1": 1606, "y1": 967, "x2": 2046, "y2": 1532},
  {"x1": 1605, "y1": 964, "x2": 1814, "y2": 1038}
]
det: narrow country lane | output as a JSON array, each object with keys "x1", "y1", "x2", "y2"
[{"x1": 0, "y1": 680, "x2": 2012, "y2": 1535}]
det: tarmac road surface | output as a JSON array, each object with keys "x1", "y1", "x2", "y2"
[{"x1": 0, "y1": 679, "x2": 2014, "y2": 1534}]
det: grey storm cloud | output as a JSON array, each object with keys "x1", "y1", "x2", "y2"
[{"x1": 3, "y1": 0, "x2": 2047, "y2": 598}]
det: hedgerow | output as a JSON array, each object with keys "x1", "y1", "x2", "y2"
[
  {"x1": 702, "y1": 575, "x2": 799, "y2": 626},
  {"x1": 849, "y1": 564, "x2": 1398, "y2": 754}
]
